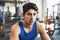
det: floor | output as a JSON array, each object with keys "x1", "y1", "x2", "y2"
[{"x1": 51, "y1": 30, "x2": 60, "y2": 40}]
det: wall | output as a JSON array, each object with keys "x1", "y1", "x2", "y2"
[{"x1": 42, "y1": 0, "x2": 47, "y2": 19}]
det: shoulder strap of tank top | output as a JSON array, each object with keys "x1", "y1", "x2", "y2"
[
  {"x1": 18, "y1": 20, "x2": 23, "y2": 34},
  {"x1": 18, "y1": 20, "x2": 23, "y2": 27}
]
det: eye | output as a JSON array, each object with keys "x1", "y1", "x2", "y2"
[
  {"x1": 27, "y1": 13, "x2": 32, "y2": 16},
  {"x1": 33, "y1": 13, "x2": 36, "y2": 16}
]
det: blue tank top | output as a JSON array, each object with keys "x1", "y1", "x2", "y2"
[{"x1": 18, "y1": 21, "x2": 37, "y2": 40}]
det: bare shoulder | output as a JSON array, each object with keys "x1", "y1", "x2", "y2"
[
  {"x1": 36, "y1": 21, "x2": 43, "y2": 27},
  {"x1": 10, "y1": 22, "x2": 20, "y2": 40},
  {"x1": 11, "y1": 22, "x2": 20, "y2": 35},
  {"x1": 36, "y1": 22, "x2": 51, "y2": 40},
  {"x1": 36, "y1": 21, "x2": 45, "y2": 33},
  {"x1": 11, "y1": 22, "x2": 19, "y2": 29}
]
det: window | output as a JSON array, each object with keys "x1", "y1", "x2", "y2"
[{"x1": 46, "y1": 0, "x2": 59, "y2": 17}]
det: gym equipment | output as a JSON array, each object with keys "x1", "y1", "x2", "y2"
[
  {"x1": 47, "y1": 27, "x2": 53, "y2": 35},
  {"x1": 44, "y1": 19, "x2": 47, "y2": 24},
  {"x1": 44, "y1": 8, "x2": 55, "y2": 35},
  {"x1": 0, "y1": 26, "x2": 3, "y2": 33},
  {"x1": 44, "y1": 18, "x2": 53, "y2": 25},
  {"x1": 47, "y1": 19, "x2": 53, "y2": 25}
]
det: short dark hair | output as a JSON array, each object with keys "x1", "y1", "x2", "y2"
[{"x1": 23, "y1": 2, "x2": 38, "y2": 14}]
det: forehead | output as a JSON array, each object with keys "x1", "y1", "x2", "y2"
[{"x1": 26, "y1": 9, "x2": 37, "y2": 14}]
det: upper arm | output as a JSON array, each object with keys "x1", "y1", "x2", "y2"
[
  {"x1": 10, "y1": 23, "x2": 20, "y2": 40},
  {"x1": 37, "y1": 22, "x2": 51, "y2": 40}
]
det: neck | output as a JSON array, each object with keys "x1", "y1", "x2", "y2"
[{"x1": 22, "y1": 20, "x2": 33, "y2": 28}]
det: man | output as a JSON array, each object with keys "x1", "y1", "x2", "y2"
[{"x1": 10, "y1": 2, "x2": 51, "y2": 40}]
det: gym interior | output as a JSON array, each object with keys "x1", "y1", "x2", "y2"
[{"x1": 0, "y1": 0, "x2": 60, "y2": 40}]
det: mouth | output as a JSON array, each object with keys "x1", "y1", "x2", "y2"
[{"x1": 29, "y1": 21, "x2": 34, "y2": 23}]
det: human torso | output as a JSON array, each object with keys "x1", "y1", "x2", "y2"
[{"x1": 18, "y1": 20, "x2": 37, "y2": 40}]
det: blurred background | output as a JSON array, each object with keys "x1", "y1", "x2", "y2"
[{"x1": 0, "y1": 0, "x2": 60, "y2": 40}]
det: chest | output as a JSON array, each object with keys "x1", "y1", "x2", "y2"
[
  {"x1": 23, "y1": 26, "x2": 33, "y2": 34},
  {"x1": 19, "y1": 25, "x2": 37, "y2": 40},
  {"x1": 18, "y1": 21, "x2": 37, "y2": 40}
]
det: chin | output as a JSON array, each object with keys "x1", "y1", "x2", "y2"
[
  {"x1": 29, "y1": 22, "x2": 34, "y2": 25},
  {"x1": 29, "y1": 23, "x2": 33, "y2": 25}
]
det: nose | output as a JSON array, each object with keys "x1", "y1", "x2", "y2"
[{"x1": 30, "y1": 15, "x2": 34, "y2": 20}]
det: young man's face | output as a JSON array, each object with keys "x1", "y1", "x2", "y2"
[{"x1": 23, "y1": 9, "x2": 37, "y2": 25}]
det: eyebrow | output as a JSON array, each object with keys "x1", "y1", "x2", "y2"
[{"x1": 27, "y1": 12, "x2": 37, "y2": 14}]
